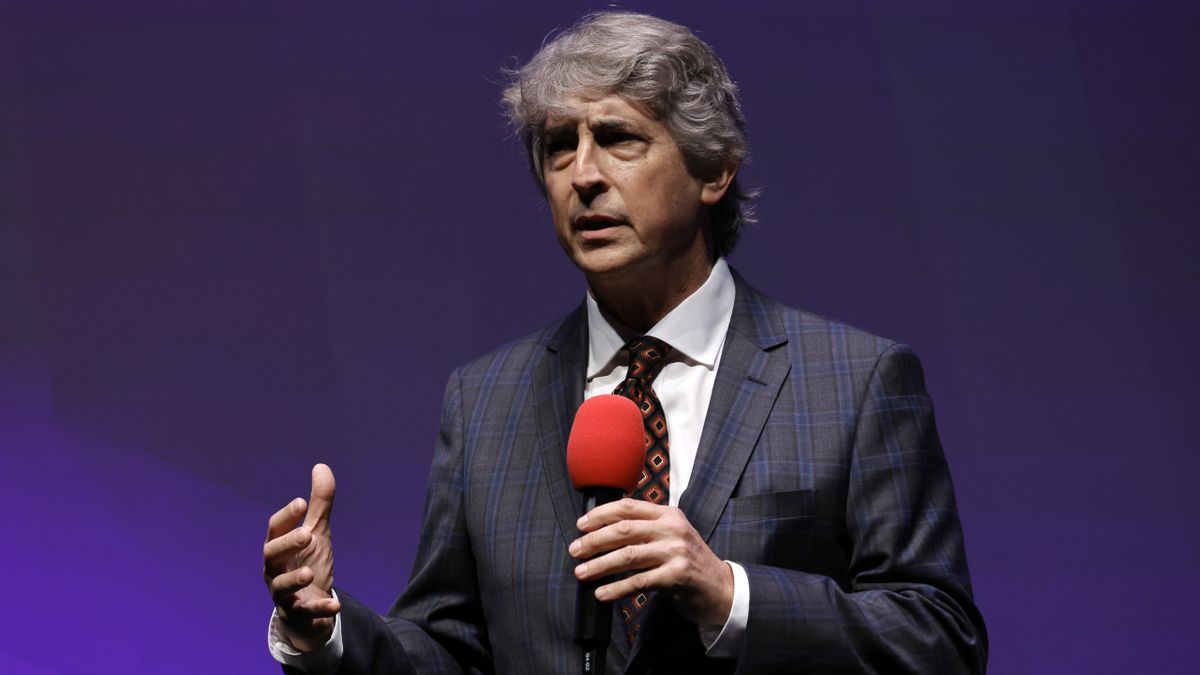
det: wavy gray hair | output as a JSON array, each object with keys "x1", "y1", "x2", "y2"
[{"x1": 502, "y1": 12, "x2": 755, "y2": 256}]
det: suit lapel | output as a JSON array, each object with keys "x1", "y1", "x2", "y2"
[
  {"x1": 678, "y1": 273, "x2": 790, "y2": 541},
  {"x1": 626, "y1": 273, "x2": 791, "y2": 669},
  {"x1": 533, "y1": 304, "x2": 637, "y2": 667},
  {"x1": 532, "y1": 304, "x2": 589, "y2": 546}
]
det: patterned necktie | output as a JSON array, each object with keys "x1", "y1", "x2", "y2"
[{"x1": 611, "y1": 335, "x2": 673, "y2": 644}]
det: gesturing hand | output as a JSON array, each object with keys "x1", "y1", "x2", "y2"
[
  {"x1": 569, "y1": 498, "x2": 734, "y2": 627},
  {"x1": 263, "y1": 463, "x2": 341, "y2": 651}
]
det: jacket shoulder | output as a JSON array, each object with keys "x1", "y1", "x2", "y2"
[
  {"x1": 449, "y1": 304, "x2": 583, "y2": 385},
  {"x1": 732, "y1": 273, "x2": 901, "y2": 362},
  {"x1": 741, "y1": 285, "x2": 931, "y2": 401}
]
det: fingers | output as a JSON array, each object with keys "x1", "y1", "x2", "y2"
[
  {"x1": 263, "y1": 527, "x2": 313, "y2": 578},
  {"x1": 573, "y1": 515, "x2": 666, "y2": 579},
  {"x1": 583, "y1": 551, "x2": 732, "y2": 627},
  {"x1": 568, "y1": 500, "x2": 734, "y2": 626},
  {"x1": 270, "y1": 567, "x2": 317, "y2": 605},
  {"x1": 302, "y1": 463, "x2": 336, "y2": 533},
  {"x1": 264, "y1": 465, "x2": 339, "y2": 633},
  {"x1": 575, "y1": 541, "x2": 663, "y2": 580},
  {"x1": 573, "y1": 539, "x2": 718, "y2": 612},
  {"x1": 571, "y1": 499, "x2": 688, "y2": 559},
  {"x1": 271, "y1": 568, "x2": 342, "y2": 618},
  {"x1": 569, "y1": 501, "x2": 711, "y2": 597},
  {"x1": 591, "y1": 568, "x2": 661, "y2": 603},
  {"x1": 266, "y1": 497, "x2": 307, "y2": 543},
  {"x1": 576, "y1": 497, "x2": 663, "y2": 533},
  {"x1": 570, "y1": 517, "x2": 656, "y2": 560},
  {"x1": 264, "y1": 496, "x2": 311, "y2": 578}
]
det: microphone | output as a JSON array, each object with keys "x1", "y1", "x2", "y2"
[{"x1": 566, "y1": 394, "x2": 645, "y2": 675}]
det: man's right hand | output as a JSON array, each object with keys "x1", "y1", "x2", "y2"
[{"x1": 264, "y1": 463, "x2": 341, "y2": 652}]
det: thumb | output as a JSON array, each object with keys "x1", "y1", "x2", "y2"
[{"x1": 303, "y1": 462, "x2": 336, "y2": 532}]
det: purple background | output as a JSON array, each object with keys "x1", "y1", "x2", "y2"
[{"x1": 2, "y1": 2, "x2": 1197, "y2": 673}]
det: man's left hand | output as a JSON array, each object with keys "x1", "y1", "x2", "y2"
[{"x1": 569, "y1": 498, "x2": 733, "y2": 627}]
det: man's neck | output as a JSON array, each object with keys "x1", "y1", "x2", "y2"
[{"x1": 587, "y1": 254, "x2": 715, "y2": 333}]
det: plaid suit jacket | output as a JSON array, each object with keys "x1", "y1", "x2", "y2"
[{"x1": 330, "y1": 271, "x2": 987, "y2": 674}]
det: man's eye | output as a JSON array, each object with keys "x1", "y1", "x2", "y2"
[
  {"x1": 544, "y1": 139, "x2": 575, "y2": 157},
  {"x1": 602, "y1": 133, "x2": 639, "y2": 146}
]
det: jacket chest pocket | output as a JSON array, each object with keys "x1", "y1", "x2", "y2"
[{"x1": 717, "y1": 489, "x2": 842, "y2": 574}]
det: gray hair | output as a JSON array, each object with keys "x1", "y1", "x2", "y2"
[{"x1": 502, "y1": 12, "x2": 755, "y2": 256}]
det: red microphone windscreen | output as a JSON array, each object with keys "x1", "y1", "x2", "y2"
[{"x1": 567, "y1": 395, "x2": 645, "y2": 493}]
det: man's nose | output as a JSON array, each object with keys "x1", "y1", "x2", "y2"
[{"x1": 570, "y1": 139, "x2": 606, "y2": 198}]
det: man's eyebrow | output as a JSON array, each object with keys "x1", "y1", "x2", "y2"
[
  {"x1": 541, "y1": 117, "x2": 639, "y2": 142},
  {"x1": 543, "y1": 121, "x2": 576, "y2": 137},
  {"x1": 590, "y1": 118, "x2": 636, "y2": 134}
]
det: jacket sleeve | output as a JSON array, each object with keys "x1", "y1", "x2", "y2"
[
  {"x1": 734, "y1": 344, "x2": 988, "y2": 674},
  {"x1": 330, "y1": 367, "x2": 493, "y2": 675}
]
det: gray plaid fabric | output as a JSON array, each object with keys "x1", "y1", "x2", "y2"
[{"x1": 321, "y1": 270, "x2": 987, "y2": 675}]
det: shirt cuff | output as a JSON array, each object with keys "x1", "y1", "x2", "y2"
[
  {"x1": 697, "y1": 561, "x2": 749, "y2": 658},
  {"x1": 267, "y1": 589, "x2": 344, "y2": 673}
]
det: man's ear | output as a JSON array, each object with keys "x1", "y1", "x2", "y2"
[{"x1": 700, "y1": 161, "x2": 739, "y2": 206}]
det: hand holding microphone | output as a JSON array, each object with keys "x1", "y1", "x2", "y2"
[
  {"x1": 567, "y1": 396, "x2": 735, "y2": 669},
  {"x1": 567, "y1": 395, "x2": 645, "y2": 673}
]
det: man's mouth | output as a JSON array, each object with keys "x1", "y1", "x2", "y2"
[{"x1": 574, "y1": 214, "x2": 626, "y2": 231}]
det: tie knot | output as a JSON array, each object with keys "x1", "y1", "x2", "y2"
[{"x1": 623, "y1": 336, "x2": 673, "y2": 383}]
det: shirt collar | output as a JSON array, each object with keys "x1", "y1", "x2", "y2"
[{"x1": 586, "y1": 257, "x2": 736, "y2": 380}]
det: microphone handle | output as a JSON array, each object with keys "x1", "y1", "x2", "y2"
[
  {"x1": 575, "y1": 486, "x2": 624, "y2": 674},
  {"x1": 582, "y1": 646, "x2": 606, "y2": 674}
]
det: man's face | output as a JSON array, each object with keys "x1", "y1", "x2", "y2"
[{"x1": 541, "y1": 94, "x2": 726, "y2": 284}]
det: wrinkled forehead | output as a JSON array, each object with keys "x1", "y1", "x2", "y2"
[{"x1": 539, "y1": 92, "x2": 660, "y2": 133}]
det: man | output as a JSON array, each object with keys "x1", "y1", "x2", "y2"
[{"x1": 263, "y1": 12, "x2": 987, "y2": 674}]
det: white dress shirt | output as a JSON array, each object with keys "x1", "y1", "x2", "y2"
[
  {"x1": 270, "y1": 258, "x2": 748, "y2": 668},
  {"x1": 581, "y1": 257, "x2": 747, "y2": 657}
]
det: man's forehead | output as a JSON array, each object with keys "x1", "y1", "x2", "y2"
[{"x1": 543, "y1": 94, "x2": 656, "y2": 131}]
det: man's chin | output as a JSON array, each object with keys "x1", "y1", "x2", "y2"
[{"x1": 568, "y1": 249, "x2": 644, "y2": 281}]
